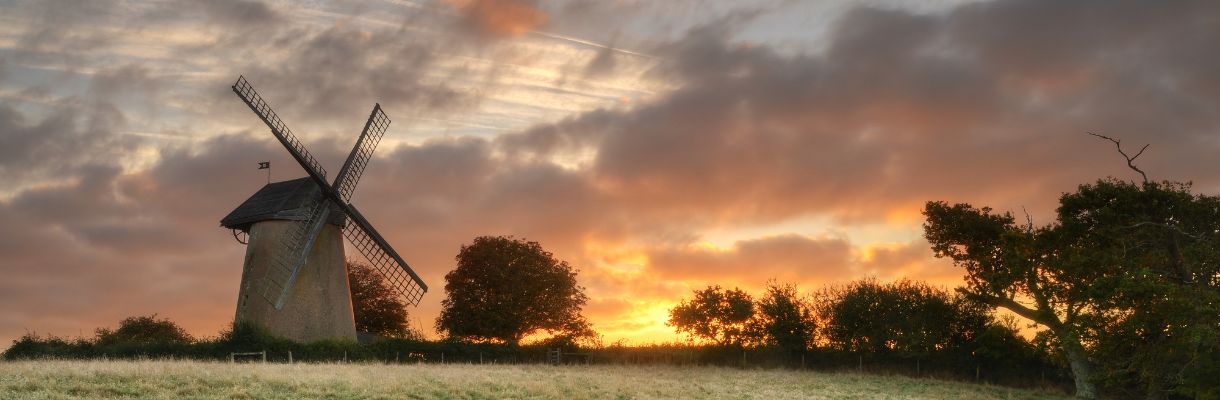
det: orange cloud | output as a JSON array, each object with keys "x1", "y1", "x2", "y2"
[{"x1": 452, "y1": 0, "x2": 547, "y2": 38}]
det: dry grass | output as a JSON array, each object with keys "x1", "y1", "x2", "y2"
[{"x1": 0, "y1": 360, "x2": 1069, "y2": 399}]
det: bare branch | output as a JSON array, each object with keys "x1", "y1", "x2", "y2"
[
  {"x1": 1120, "y1": 221, "x2": 1204, "y2": 241},
  {"x1": 1088, "y1": 132, "x2": 1149, "y2": 184},
  {"x1": 1021, "y1": 206, "x2": 1034, "y2": 232}
]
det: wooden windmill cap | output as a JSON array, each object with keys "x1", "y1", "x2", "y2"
[{"x1": 219, "y1": 177, "x2": 347, "y2": 232}]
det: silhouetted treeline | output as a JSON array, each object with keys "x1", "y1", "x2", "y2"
[
  {"x1": 666, "y1": 280, "x2": 1070, "y2": 391},
  {"x1": 3, "y1": 285, "x2": 1072, "y2": 393}
]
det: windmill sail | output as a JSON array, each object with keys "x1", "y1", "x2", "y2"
[
  {"x1": 232, "y1": 76, "x2": 329, "y2": 184},
  {"x1": 330, "y1": 104, "x2": 427, "y2": 305},
  {"x1": 340, "y1": 204, "x2": 427, "y2": 306},
  {"x1": 333, "y1": 104, "x2": 389, "y2": 202}
]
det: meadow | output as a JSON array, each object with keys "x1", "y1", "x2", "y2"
[{"x1": 0, "y1": 360, "x2": 1070, "y2": 399}]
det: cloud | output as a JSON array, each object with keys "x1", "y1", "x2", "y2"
[
  {"x1": 492, "y1": 0, "x2": 1220, "y2": 228},
  {"x1": 453, "y1": 0, "x2": 548, "y2": 38},
  {"x1": 234, "y1": 25, "x2": 473, "y2": 124},
  {"x1": 194, "y1": 0, "x2": 283, "y2": 26},
  {"x1": 645, "y1": 234, "x2": 855, "y2": 286},
  {"x1": 4, "y1": 0, "x2": 1220, "y2": 347},
  {"x1": 136, "y1": 0, "x2": 283, "y2": 28},
  {"x1": 12, "y1": 0, "x2": 122, "y2": 57},
  {"x1": 0, "y1": 63, "x2": 153, "y2": 192}
]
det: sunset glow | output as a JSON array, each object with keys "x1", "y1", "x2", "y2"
[{"x1": 2, "y1": 0, "x2": 1218, "y2": 350}]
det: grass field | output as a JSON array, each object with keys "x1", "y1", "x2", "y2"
[{"x1": 0, "y1": 360, "x2": 1070, "y2": 399}]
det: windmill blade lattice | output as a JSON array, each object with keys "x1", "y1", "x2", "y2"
[
  {"x1": 342, "y1": 204, "x2": 427, "y2": 306},
  {"x1": 232, "y1": 76, "x2": 329, "y2": 182},
  {"x1": 333, "y1": 104, "x2": 389, "y2": 202}
]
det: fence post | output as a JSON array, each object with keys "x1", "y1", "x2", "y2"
[
  {"x1": 858, "y1": 355, "x2": 862, "y2": 372},
  {"x1": 261, "y1": 351, "x2": 267, "y2": 363},
  {"x1": 741, "y1": 350, "x2": 746, "y2": 367},
  {"x1": 344, "y1": 351, "x2": 348, "y2": 363},
  {"x1": 396, "y1": 352, "x2": 400, "y2": 363},
  {"x1": 479, "y1": 352, "x2": 483, "y2": 364},
  {"x1": 229, "y1": 353, "x2": 234, "y2": 363},
  {"x1": 288, "y1": 351, "x2": 293, "y2": 364},
  {"x1": 801, "y1": 353, "x2": 805, "y2": 369},
  {"x1": 441, "y1": 352, "x2": 445, "y2": 364}
]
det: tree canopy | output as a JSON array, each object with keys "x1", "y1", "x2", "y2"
[
  {"x1": 814, "y1": 279, "x2": 987, "y2": 356},
  {"x1": 668, "y1": 285, "x2": 755, "y2": 346},
  {"x1": 752, "y1": 282, "x2": 816, "y2": 354},
  {"x1": 347, "y1": 260, "x2": 414, "y2": 338},
  {"x1": 95, "y1": 314, "x2": 192, "y2": 345},
  {"x1": 924, "y1": 178, "x2": 1220, "y2": 399},
  {"x1": 435, "y1": 236, "x2": 591, "y2": 345}
]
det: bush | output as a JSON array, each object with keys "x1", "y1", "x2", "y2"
[{"x1": 96, "y1": 315, "x2": 192, "y2": 346}]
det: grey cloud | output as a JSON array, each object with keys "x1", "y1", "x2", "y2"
[
  {"x1": 583, "y1": 44, "x2": 617, "y2": 77},
  {"x1": 240, "y1": 25, "x2": 473, "y2": 124},
  {"x1": 0, "y1": 103, "x2": 127, "y2": 189},
  {"x1": 495, "y1": 109, "x2": 617, "y2": 159},
  {"x1": 196, "y1": 0, "x2": 283, "y2": 26},
  {"x1": 0, "y1": 63, "x2": 157, "y2": 191},
  {"x1": 496, "y1": 0, "x2": 1220, "y2": 226},
  {"x1": 134, "y1": 0, "x2": 283, "y2": 31},
  {"x1": 13, "y1": 0, "x2": 121, "y2": 55},
  {"x1": 89, "y1": 64, "x2": 163, "y2": 101}
]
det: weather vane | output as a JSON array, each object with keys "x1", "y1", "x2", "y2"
[{"x1": 258, "y1": 161, "x2": 270, "y2": 184}]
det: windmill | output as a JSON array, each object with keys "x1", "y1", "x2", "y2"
[{"x1": 219, "y1": 76, "x2": 426, "y2": 342}]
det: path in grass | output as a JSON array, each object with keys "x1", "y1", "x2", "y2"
[{"x1": 0, "y1": 360, "x2": 1070, "y2": 399}]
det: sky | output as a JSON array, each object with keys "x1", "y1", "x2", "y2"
[{"x1": 1, "y1": 0, "x2": 1218, "y2": 347}]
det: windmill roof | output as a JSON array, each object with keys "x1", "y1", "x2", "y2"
[{"x1": 219, "y1": 177, "x2": 347, "y2": 231}]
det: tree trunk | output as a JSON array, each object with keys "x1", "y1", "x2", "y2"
[
  {"x1": 984, "y1": 294, "x2": 1099, "y2": 399},
  {"x1": 1061, "y1": 333, "x2": 1098, "y2": 399}
]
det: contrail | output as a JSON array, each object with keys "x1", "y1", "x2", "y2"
[{"x1": 530, "y1": 30, "x2": 660, "y2": 60}]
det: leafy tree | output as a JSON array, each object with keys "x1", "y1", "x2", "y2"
[
  {"x1": 923, "y1": 178, "x2": 1220, "y2": 399},
  {"x1": 751, "y1": 282, "x2": 816, "y2": 354},
  {"x1": 1055, "y1": 179, "x2": 1219, "y2": 399},
  {"x1": 347, "y1": 260, "x2": 415, "y2": 338},
  {"x1": 95, "y1": 314, "x2": 192, "y2": 345},
  {"x1": 435, "y1": 236, "x2": 592, "y2": 345},
  {"x1": 924, "y1": 200, "x2": 1100, "y2": 398},
  {"x1": 815, "y1": 279, "x2": 985, "y2": 356},
  {"x1": 815, "y1": 279, "x2": 895, "y2": 353},
  {"x1": 668, "y1": 285, "x2": 755, "y2": 346}
]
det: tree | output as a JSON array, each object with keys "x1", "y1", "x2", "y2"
[
  {"x1": 751, "y1": 282, "x2": 816, "y2": 354},
  {"x1": 668, "y1": 285, "x2": 754, "y2": 346},
  {"x1": 347, "y1": 260, "x2": 415, "y2": 338},
  {"x1": 435, "y1": 236, "x2": 592, "y2": 345},
  {"x1": 924, "y1": 201, "x2": 1100, "y2": 398},
  {"x1": 923, "y1": 178, "x2": 1220, "y2": 399},
  {"x1": 1055, "y1": 179, "x2": 1219, "y2": 399},
  {"x1": 815, "y1": 279, "x2": 985, "y2": 356},
  {"x1": 95, "y1": 314, "x2": 192, "y2": 345}
]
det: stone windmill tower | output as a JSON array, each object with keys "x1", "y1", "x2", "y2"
[{"x1": 219, "y1": 76, "x2": 427, "y2": 343}]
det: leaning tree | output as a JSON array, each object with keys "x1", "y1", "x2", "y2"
[{"x1": 923, "y1": 136, "x2": 1219, "y2": 398}]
